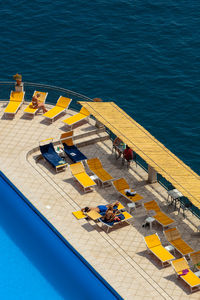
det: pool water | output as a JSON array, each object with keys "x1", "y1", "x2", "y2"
[{"x1": 0, "y1": 172, "x2": 121, "y2": 300}]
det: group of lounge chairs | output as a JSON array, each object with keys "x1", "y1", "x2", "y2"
[
  {"x1": 39, "y1": 131, "x2": 87, "y2": 172},
  {"x1": 144, "y1": 228, "x2": 200, "y2": 292},
  {"x1": 4, "y1": 90, "x2": 90, "y2": 128},
  {"x1": 73, "y1": 202, "x2": 133, "y2": 233},
  {"x1": 144, "y1": 200, "x2": 174, "y2": 228},
  {"x1": 19, "y1": 91, "x2": 199, "y2": 292}
]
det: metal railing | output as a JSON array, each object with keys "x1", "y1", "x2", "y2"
[
  {"x1": 106, "y1": 129, "x2": 200, "y2": 219},
  {"x1": 1, "y1": 82, "x2": 199, "y2": 219},
  {"x1": 0, "y1": 81, "x2": 93, "y2": 112}
]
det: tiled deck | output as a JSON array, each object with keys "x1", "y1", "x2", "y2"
[{"x1": 0, "y1": 101, "x2": 200, "y2": 299}]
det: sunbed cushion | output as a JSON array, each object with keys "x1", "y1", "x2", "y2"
[
  {"x1": 154, "y1": 211, "x2": 174, "y2": 226},
  {"x1": 144, "y1": 200, "x2": 160, "y2": 212},
  {"x1": 74, "y1": 173, "x2": 95, "y2": 188},
  {"x1": 120, "y1": 189, "x2": 143, "y2": 202},
  {"x1": 63, "y1": 144, "x2": 87, "y2": 163},
  {"x1": 151, "y1": 245, "x2": 174, "y2": 262},
  {"x1": 177, "y1": 269, "x2": 200, "y2": 287},
  {"x1": 144, "y1": 234, "x2": 161, "y2": 248},
  {"x1": 43, "y1": 106, "x2": 63, "y2": 118},
  {"x1": 171, "y1": 238, "x2": 194, "y2": 255},
  {"x1": 40, "y1": 143, "x2": 66, "y2": 168},
  {"x1": 72, "y1": 211, "x2": 86, "y2": 219}
]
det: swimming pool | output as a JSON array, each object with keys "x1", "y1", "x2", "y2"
[{"x1": 0, "y1": 171, "x2": 122, "y2": 300}]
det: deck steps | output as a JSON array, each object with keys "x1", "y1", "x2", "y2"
[{"x1": 75, "y1": 130, "x2": 109, "y2": 147}]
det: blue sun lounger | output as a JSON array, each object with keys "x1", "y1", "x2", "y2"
[
  {"x1": 60, "y1": 131, "x2": 87, "y2": 163},
  {"x1": 63, "y1": 144, "x2": 87, "y2": 163},
  {"x1": 39, "y1": 141, "x2": 68, "y2": 172},
  {"x1": 98, "y1": 211, "x2": 133, "y2": 233}
]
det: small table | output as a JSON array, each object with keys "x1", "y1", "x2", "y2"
[
  {"x1": 127, "y1": 202, "x2": 136, "y2": 213},
  {"x1": 145, "y1": 217, "x2": 155, "y2": 230},
  {"x1": 55, "y1": 147, "x2": 65, "y2": 157},
  {"x1": 86, "y1": 210, "x2": 102, "y2": 221},
  {"x1": 194, "y1": 270, "x2": 200, "y2": 278},
  {"x1": 90, "y1": 174, "x2": 99, "y2": 185},
  {"x1": 113, "y1": 144, "x2": 125, "y2": 160},
  {"x1": 164, "y1": 245, "x2": 175, "y2": 255},
  {"x1": 167, "y1": 189, "x2": 183, "y2": 209}
]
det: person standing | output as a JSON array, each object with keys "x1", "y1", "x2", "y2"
[
  {"x1": 13, "y1": 73, "x2": 24, "y2": 92},
  {"x1": 123, "y1": 145, "x2": 133, "y2": 162}
]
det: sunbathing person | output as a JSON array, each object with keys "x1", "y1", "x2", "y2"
[
  {"x1": 81, "y1": 201, "x2": 120, "y2": 214},
  {"x1": 31, "y1": 93, "x2": 48, "y2": 113},
  {"x1": 102, "y1": 206, "x2": 121, "y2": 223}
]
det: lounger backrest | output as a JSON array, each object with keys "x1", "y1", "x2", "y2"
[
  {"x1": 10, "y1": 91, "x2": 24, "y2": 102},
  {"x1": 164, "y1": 227, "x2": 181, "y2": 242},
  {"x1": 70, "y1": 162, "x2": 84, "y2": 175},
  {"x1": 190, "y1": 251, "x2": 200, "y2": 265},
  {"x1": 40, "y1": 142, "x2": 54, "y2": 155},
  {"x1": 144, "y1": 234, "x2": 161, "y2": 249},
  {"x1": 60, "y1": 131, "x2": 74, "y2": 146},
  {"x1": 171, "y1": 257, "x2": 189, "y2": 273},
  {"x1": 80, "y1": 107, "x2": 90, "y2": 116},
  {"x1": 57, "y1": 96, "x2": 71, "y2": 108},
  {"x1": 113, "y1": 178, "x2": 129, "y2": 191},
  {"x1": 144, "y1": 200, "x2": 160, "y2": 212},
  {"x1": 87, "y1": 158, "x2": 102, "y2": 170},
  {"x1": 33, "y1": 91, "x2": 47, "y2": 103}
]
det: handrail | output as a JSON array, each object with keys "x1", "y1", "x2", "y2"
[
  {"x1": 0, "y1": 81, "x2": 94, "y2": 113},
  {"x1": 0, "y1": 81, "x2": 93, "y2": 103}
]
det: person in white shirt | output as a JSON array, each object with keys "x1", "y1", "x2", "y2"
[{"x1": 13, "y1": 73, "x2": 24, "y2": 92}]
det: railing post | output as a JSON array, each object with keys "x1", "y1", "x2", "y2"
[{"x1": 148, "y1": 165, "x2": 157, "y2": 183}]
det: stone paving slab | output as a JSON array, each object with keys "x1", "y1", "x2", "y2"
[{"x1": 0, "y1": 101, "x2": 199, "y2": 299}]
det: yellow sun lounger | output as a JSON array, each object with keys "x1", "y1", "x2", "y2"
[
  {"x1": 99, "y1": 211, "x2": 133, "y2": 233},
  {"x1": 72, "y1": 210, "x2": 87, "y2": 220},
  {"x1": 87, "y1": 158, "x2": 113, "y2": 186},
  {"x1": 72, "y1": 202, "x2": 125, "y2": 220},
  {"x1": 43, "y1": 96, "x2": 72, "y2": 122},
  {"x1": 24, "y1": 91, "x2": 48, "y2": 116},
  {"x1": 190, "y1": 251, "x2": 200, "y2": 271},
  {"x1": 4, "y1": 91, "x2": 25, "y2": 115},
  {"x1": 144, "y1": 233, "x2": 175, "y2": 267},
  {"x1": 62, "y1": 107, "x2": 90, "y2": 128},
  {"x1": 112, "y1": 178, "x2": 143, "y2": 204},
  {"x1": 171, "y1": 257, "x2": 200, "y2": 293},
  {"x1": 164, "y1": 227, "x2": 194, "y2": 256},
  {"x1": 70, "y1": 161, "x2": 96, "y2": 192},
  {"x1": 144, "y1": 200, "x2": 174, "y2": 228}
]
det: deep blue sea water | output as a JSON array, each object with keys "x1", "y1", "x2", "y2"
[
  {"x1": 0, "y1": 1, "x2": 199, "y2": 298},
  {"x1": 1, "y1": 1, "x2": 199, "y2": 174}
]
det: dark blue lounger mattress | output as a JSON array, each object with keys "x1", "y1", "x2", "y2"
[
  {"x1": 63, "y1": 144, "x2": 87, "y2": 163},
  {"x1": 40, "y1": 143, "x2": 66, "y2": 168}
]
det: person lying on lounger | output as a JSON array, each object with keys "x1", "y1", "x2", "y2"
[
  {"x1": 81, "y1": 201, "x2": 120, "y2": 214},
  {"x1": 31, "y1": 93, "x2": 48, "y2": 113},
  {"x1": 102, "y1": 206, "x2": 121, "y2": 223}
]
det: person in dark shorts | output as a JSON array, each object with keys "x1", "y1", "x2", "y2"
[{"x1": 81, "y1": 201, "x2": 120, "y2": 214}]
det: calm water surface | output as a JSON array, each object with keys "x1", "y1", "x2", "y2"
[
  {"x1": 1, "y1": 1, "x2": 199, "y2": 173},
  {"x1": 0, "y1": 2, "x2": 199, "y2": 297}
]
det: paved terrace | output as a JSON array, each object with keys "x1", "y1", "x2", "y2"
[{"x1": 0, "y1": 101, "x2": 200, "y2": 300}]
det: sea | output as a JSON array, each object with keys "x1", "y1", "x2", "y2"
[{"x1": 0, "y1": 1, "x2": 199, "y2": 173}]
